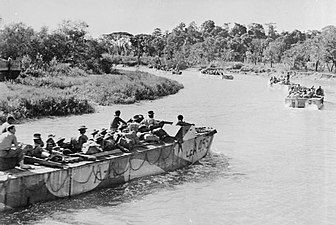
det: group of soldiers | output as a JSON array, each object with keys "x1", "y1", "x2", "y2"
[
  {"x1": 269, "y1": 73, "x2": 291, "y2": 85},
  {"x1": 287, "y1": 84, "x2": 324, "y2": 99},
  {"x1": 201, "y1": 68, "x2": 225, "y2": 76},
  {"x1": 0, "y1": 111, "x2": 194, "y2": 168}
]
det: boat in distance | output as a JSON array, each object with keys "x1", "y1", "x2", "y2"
[
  {"x1": 200, "y1": 67, "x2": 234, "y2": 80},
  {"x1": 0, "y1": 58, "x2": 21, "y2": 81},
  {"x1": 285, "y1": 96, "x2": 324, "y2": 109},
  {"x1": 0, "y1": 125, "x2": 216, "y2": 211}
]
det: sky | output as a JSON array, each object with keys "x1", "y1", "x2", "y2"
[{"x1": 0, "y1": 0, "x2": 336, "y2": 37}]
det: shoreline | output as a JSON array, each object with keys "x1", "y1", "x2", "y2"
[{"x1": 0, "y1": 69, "x2": 184, "y2": 123}]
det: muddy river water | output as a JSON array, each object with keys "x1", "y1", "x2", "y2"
[{"x1": 1, "y1": 67, "x2": 336, "y2": 225}]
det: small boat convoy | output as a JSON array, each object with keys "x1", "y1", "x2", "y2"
[
  {"x1": 200, "y1": 67, "x2": 234, "y2": 80},
  {"x1": 268, "y1": 73, "x2": 325, "y2": 110},
  {"x1": 0, "y1": 125, "x2": 216, "y2": 211}
]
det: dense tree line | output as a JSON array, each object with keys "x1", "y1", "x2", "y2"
[{"x1": 1, "y1": 19, "x2": 336, "y2": 73}]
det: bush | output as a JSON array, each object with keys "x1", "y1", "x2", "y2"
[
  {"x1": 121, "y1": 56, "x2": 138, "y2": 66},
  {"x1": 100, "y1": 53, "x2": 114, "y2": 74},
  {"x1": 0, "y1": 84, "x2": 95, "y2": 122},
  {"x1": 22, "y1": 67, "x2": 46, "y2": 77},
  {"x1": 2, "y1": 69, "x2": 183, "y2": 121},
  {"x1": 232, "y1": 62, "x2": 244, "y2": 69},
  {"x1": 48, "y1": 63, "x2": 71, "y2": 76}
]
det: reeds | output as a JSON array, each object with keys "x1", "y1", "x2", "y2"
[{"x1": 0, "y1": 69, "x2": 183, "y2": 122}]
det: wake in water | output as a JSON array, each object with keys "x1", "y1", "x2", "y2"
[{"x1": 0, "y1": 152, "x2": 230, "y2": 225}]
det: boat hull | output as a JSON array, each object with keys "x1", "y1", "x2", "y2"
[
  {"x1": 0, "y1": 59, "x2": 21, "y2": 81},
  {"x1": 285, "y1": 97, "x2": 324, "y2": 109},
  {"x1": 0, "y1": 127, "x2": 216, "y2": 211}
]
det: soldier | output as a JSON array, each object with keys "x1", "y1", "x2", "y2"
[
  {"x1": 0, "y1": 125, "x2": 31, "y2": 170},
  {"x1": 0, "y1": 114, "x2": 15, "y2": 133},
  {"x1": 176, "y1": 115, "x2": 195, "y2": 126},
  {"x1": 110, "y1": 110, "x2": 127, "y2": 132}
]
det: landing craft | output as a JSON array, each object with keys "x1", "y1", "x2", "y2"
[
  {"x1": 0, "y1": 125, "x2": 216, "y2": 211},
  {"x1": 0, "y1": 58, "x2": 21, "y2": 81}
]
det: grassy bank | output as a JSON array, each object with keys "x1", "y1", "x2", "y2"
[{"x1": 0, "y1": 69, "x2": 184, "y2": 123}]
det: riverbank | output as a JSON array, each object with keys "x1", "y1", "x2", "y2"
[
  {"x1": 0, "y1": 69, "x2": 184, "y2": 123},
  {"x1": 188, "y1": 61, "x2": 336, "y2": 82}
]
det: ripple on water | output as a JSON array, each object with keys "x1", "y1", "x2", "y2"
[{"x1": 0, "y1": 152, "x2": 231, "y2": 225}]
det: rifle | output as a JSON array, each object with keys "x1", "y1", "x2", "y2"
[
  {"x1": 149, "y1": 120, "x2": 173, "y2": 131},
  {"x1": 159, "y1": 120, "x2": 173, "y2": 125}
]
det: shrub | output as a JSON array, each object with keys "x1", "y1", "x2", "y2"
[
  {"x1": 100, "y1": 53, "x2": 114, "y2": 74},
  {"x1": 48, "y1": 63, "x2": 71, "y2": 76},
  {"x1": 22, "y1": 67, "x2": 46, "y2": 77},
  {"x1": 2, "y1": 69, "x2": 183, "y2": 121},
  {"x1": 232, "y1": 62, "x2": 244, "y2": 69}
]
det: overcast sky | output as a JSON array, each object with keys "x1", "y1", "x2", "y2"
[{"x1": 1, "y1": 0, "x2": 335, "y2": 37}]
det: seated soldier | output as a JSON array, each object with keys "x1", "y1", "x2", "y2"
[
  {"x1": 33, "y1": 133, "x2": 45, "y2": 147},
  {"x1": 110, "y1": 110, "x2": 127, "y2": 132},
  {"x1": 45, "y1": 134, "x2": 56, "y2": 153},
  {"x1": 91, "y1": 129, "x2": 99, "y2": 139},
  {"x1": 81, "y1": 139, "x2": 102, "y2": 154},
  {"x1": 77, "y1": 125, "x2": 88, "y2": 149},
  {"x1": 93, "y1": 128, "x2": 108, "y2": 147},
  {"x1": 56, "y1": 137, "x2": 73, "y2": 155},
  {"x1": 141, "y1": 111, "x2": 161, "y2": 128},
  {"x1": 71, "y1": 125, "x2": 89, "y2": 153},
  {"x1": 31, "y1": 133, "x2": 50, "y2": 159},
  {"x1": 115, "y1": 122, "x2": 141, "y2": 152},
  {"x1": 0, "y1": 114, "x2": 15, "y2": 134},
  {"x1": 141, "y1": 111, "x2": 173, "y2": 143},
  {"x1": 102, "y1": 131, "x2": 117, "y2": 151},
  {"x1": 123, "y1": 122, "x2": 140, "y2": 146},
  {"x1": 0, "y1": 125, "x2": 31, "y2": 170}
]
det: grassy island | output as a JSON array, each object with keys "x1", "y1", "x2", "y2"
[{"x1": 0, "y1": 69, "x2": 184, "y2": 123}]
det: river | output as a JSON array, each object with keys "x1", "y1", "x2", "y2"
[{"x1": 1, "y1": 68, "x2": 336, "y2": 225}]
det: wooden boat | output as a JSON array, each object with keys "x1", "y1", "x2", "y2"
[
  {"x1": 172, "y1": 70, "x2": 182, "y2": 75},
  {"x1": 200, "y1": 68, "x2": 234, "y2": 80},
  {"x1": 285, "y1": 96, "x2": 324, "y2": 109},
  {"x1": 0, "y1": 58, "x2": 21, "y2": 81},
  {"x1": 221, "y1": 74, "x2": 234, "y2": 80},
  {"x1": 0, "y1": 125, "x2": 216, "y2": 211}
]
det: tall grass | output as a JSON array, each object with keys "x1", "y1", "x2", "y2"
[
  {"x1": 0, "y1": 69, "x2": 183, "y2": 122},
  {"x1": 0, "y1": 84, "x2": 94, "y2": 123}
]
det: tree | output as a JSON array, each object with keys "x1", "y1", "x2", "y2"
[
  {"x1": 130, "y1": 34, "x2": 153, "y2": 63},
  {"x1": 263, "y1": 39, "x2": 286, "y2": 67},
  {"x1": 200, "y1": 20, "x2": 215, "y2": 38},
  {"x1": 264, "y1": 23, "x2": 278, "y2": 39},
  {"x1": 246, "y1": 38, "x2": 267, "y2": 64},
  {"x1": 55, "y1": 20, "x2": 90, "y2": 65},
  {"x1": 248, "y1": 23, "x2": 266, "y2": 39},
  {"x1": 230, "y1": 23, "x2": 247, "y2": 37},
  {"x1": 0, "y1": 22, "x2": 35, "y2": 59},
  {"x1": 320, "y1": 25, "x2": 336, "y2": 72}
]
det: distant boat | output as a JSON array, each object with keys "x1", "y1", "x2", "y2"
[
  {"x1": 200, "y1": 67, "x2": 234, "y2": 80},
  {"x1": 172, "y1": 70, "x2": 182, "y2": 75},
  {"x1": 221, "y1": 74, "x2": 234, "y2": 80},
  {"x1": 0, "y1": 58, "x2": 21, "y2": 81},
  {"x1": 285, "y1": 96, "x2": 324, "y2": 110}
]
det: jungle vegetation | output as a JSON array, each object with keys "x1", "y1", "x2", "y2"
[{"x1": 1, "y1": 20, "x2": 336, "y2": 72}]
